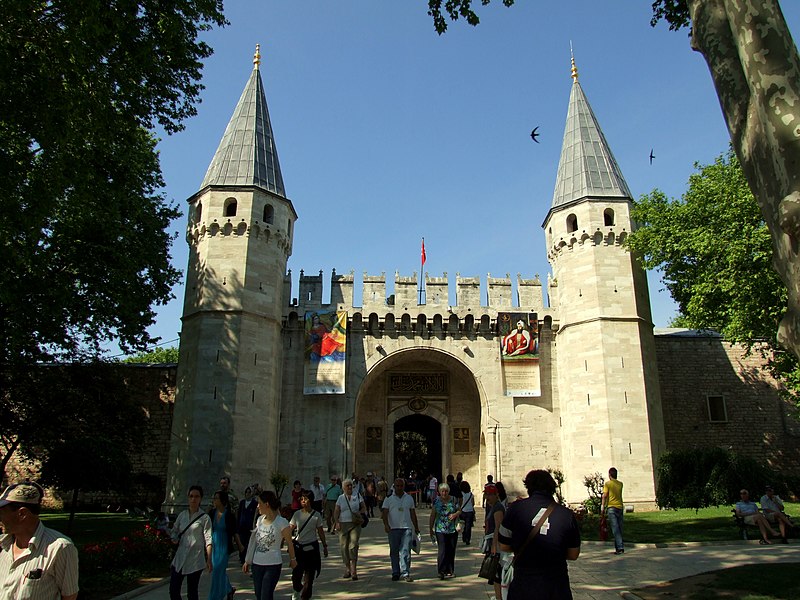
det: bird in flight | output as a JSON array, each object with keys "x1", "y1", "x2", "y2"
[
  {"x1": 649, "y1": 149, "x2": 655, "y2": 164},
  {"x1": 530, "y1": 127, "x2": 540, "y2": 143}
]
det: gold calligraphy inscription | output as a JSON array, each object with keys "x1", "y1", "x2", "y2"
[{"x1": 388, "y1": 373, "x2": 449, "y2": 395}]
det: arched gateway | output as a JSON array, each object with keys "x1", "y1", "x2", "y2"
[{"x1": 352, "y1": 348, "x2": 483, "y2": 483}]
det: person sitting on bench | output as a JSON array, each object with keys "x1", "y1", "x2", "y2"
[
  {"x1": 736, "y1": 489, "x2": 780, "y2": 544},
  {"x1": 760, "y1": 486, "x2": 791, "y2": 543}
]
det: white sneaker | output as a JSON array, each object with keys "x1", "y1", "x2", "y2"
[{"x1": 292, "y1": 592, "x2": 301, "y2": 600}]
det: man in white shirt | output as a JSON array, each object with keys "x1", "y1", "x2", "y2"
[
  {"x1": 0, "y1": 481, "x2": 79, "y2": 600},
  {"x1": 381, "y1": 478, "x2": 420, "y2": 582},
  {"x1": 760, "y1": 485, "x2": 792, "y2": 542},
  {"x1": 309, "y1": 476, "x2": 325, "y2": 513}
]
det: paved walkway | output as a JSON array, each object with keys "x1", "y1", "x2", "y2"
[{"x1": 122, "y1": 509, "x2": 800, "y2": 600}]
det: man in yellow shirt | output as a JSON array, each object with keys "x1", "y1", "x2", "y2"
[{"x1": 601, "y1": 467, "x2": 624, "y2": 555}]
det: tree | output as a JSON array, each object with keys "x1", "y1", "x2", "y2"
[
  {"x1": 0, "y1": 1, "x2": 226, "y2": 365},
  {"x1": 122, "y1": 346, "x2": 180, "y2": 364},
  {"x1": 1, "y1": 363, "x2": 147, "y2": 530},
  {"x1": 427, "y1": 1, "x2": 800, "y2": 364},
  {"x1": 626, "y1": 150, "x2": 799, "y2": 398}
]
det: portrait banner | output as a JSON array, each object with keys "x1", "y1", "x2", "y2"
[
  {"x1": 303, "y1": 310, "x2": 347, "y2": 394},
  {"x1": 498, "y1": 312, "x2": 541, "y2": 396}
]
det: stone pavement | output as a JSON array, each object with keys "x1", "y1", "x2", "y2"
[{"x1": 121, "y1": 509, "x2": 800, "y2": 600}]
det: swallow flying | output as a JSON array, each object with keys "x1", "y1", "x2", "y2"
[
  {"x1": 530, "y1": 127, "x2": 540, "y2": 143},
  {"x1": 649, "y1": 149, "x2": 655, "y2": 164}
]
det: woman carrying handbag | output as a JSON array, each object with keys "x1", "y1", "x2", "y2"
[{"x1": 289, "y1": 490, "x2": 328, "y2": 600}]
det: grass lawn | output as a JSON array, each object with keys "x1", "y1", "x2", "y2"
[
  {"x1": 40, "y1": 511, "x2": 150, "y2": 546},
  {"x1": 580, "y1": 502, "x2": 800, "y2": 544},
  {"x1": 634, "y1": 563, "x2": 800, "y2": 599},
  {"x1": 40, "y1": 512, "x2": 169, "y2": 600}
]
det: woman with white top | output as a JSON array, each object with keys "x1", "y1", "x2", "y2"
[
  {"x1": 289, "y1": 490, "x2": 328, "y2": 599},
  {"x1": 169, "y1": 485, "x2": 212, "y2": 600},
  {"x1": 243, "y1": 490, "x2": 297, "y2": 600},
  {"x1": 459, "y1": 480, "x2": 476, "y2": 545},
  {"x1": 333, "y1": 478, "x2": 367, "y2": 580}
]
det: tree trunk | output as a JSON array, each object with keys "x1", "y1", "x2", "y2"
[
  {"x1": 0, "y1": 437, "x2": 21, "y2": 483},
  {"x1": 688, "y1": 0, "x2": 800, "y2": 358},
  {"x1": 68, "y1": 487, "x2": 79, "y2": 536}
]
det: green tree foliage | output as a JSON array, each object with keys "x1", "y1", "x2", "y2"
[
  {"x1": 122, "y1": 346, "x2": 180, "y2": 364},
  {"x1": 427, "y1": 0, "x2": 515, "y2": 33},
  {"x1": 1, "y1": 363, "x2": 147, "y2": 526},
  {"x1": 394, "y1": 431, "x2": 428, "y2": 479},
  {"x1": 627, "y1": 150, "x2": 799, "y2": 399},
  {"x1": 656, "y1": 447, "x2": 780, "y2": 510},
  {"x1": 582, "y1": 472, "x2": 604, "y2": 515},
  {"x1": 0, "y1": 1, "x2": 226, "y2": 364}
]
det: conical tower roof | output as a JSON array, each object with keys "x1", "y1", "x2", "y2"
[
  {"x1": 551, "y1": 60, "x2": 631, "y2": 209},
  {"x1": 200, "y1": 46, "x2": 286, "y2": 197}
]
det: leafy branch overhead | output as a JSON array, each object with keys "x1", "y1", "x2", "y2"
[
  {"x1": 427, "y1": 0, "x2": 515, "y2": 34},
  {"x1": 626, "y1": 150, "x2": 799, "y2": 400},
  {"x1": 427, "y1": 0, "x2": 691, "y2": 34},
  {"x1": 0, "y1": 1, "x2": 226, "y2": 364}
]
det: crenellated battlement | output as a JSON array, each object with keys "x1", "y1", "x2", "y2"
[
  {"x1": 547, "y1": 226, "x2": 628, "y2": 260},
  {"x1": 186, "y1": 218, "x2": 293, "y2": 255},
  {"x1": 285, "y1": 269, "x2": 551, "y2": 325}
]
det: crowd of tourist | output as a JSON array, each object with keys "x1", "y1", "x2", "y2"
[{"x1": 1, "y1": 470, "x2": 796, "y2": 600}]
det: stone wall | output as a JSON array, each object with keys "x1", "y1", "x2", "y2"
[
  {"x1": 655, "y1": 331, "x2": 800, "y2": 476},
  {"x1": 4, "y1": 364, "x2": 176, "y2": 509}
]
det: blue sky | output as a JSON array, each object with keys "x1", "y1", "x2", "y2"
[{"x1": 137, "y1": 1, "x2": 800, "y2": 352}]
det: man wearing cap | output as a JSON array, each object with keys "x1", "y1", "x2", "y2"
[{"x1": 0, "y1": 481, "x2": 79, "y2": 600}]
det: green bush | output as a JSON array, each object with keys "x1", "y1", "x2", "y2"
[
  {"x1": 582, "y1": 472, "x2": 604, "y2": 515},
  {"x1": 81, "y1": 523, "x2": 172, "y2": 573},
  {"x1": 656, "y1": 447, "x2": 781, "y2": 510}
]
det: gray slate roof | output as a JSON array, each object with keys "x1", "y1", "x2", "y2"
[
  {"x1": 551, "y1": 80, "x2": 631, "y2": 208},
  {"x1": 200, "y1": 66, "x2": 286, "y2": 197}
]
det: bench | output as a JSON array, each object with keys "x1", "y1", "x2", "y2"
[{"x1": 732, "y1": 509, "x2": 797, "y2": 540}]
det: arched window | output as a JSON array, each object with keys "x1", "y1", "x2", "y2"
[
  {"x1": 224, "y1": 198, "x2": 237, "y2": 217},
  {"x1": 195, "y1": 202, "x2": 202, "y2": 223},
  {"x1": 263, "y1": 204, "x2": 274, "y2": 224},
  {"x1": 604, "y1": 208, "x2": 615, "y2": 226},
  {"x1": 566, "y1": 214, "x2": 578, "y2": 233}
]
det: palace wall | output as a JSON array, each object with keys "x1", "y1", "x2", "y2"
[{"x1": 655, "y1": 331, "x2": 800, "y2": 476}]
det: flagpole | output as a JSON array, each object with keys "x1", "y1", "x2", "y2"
[{"x1": 419, "y1": 237, "x2": 426, "y2": 305}]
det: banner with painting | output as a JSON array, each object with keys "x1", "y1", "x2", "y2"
[
  {"x1": 498, "y1": 312, "x2": 541, "y2": 396},
  {"x1": 303, "y1": 310, "x2": 347, "y2": 394}
]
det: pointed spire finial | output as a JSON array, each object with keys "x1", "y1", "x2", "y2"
[
  {"x1": 570, "y1": 42, "x2": 578, "y2": 83},
  {"x1": 253, "y1": 44, "x2": 261, "y2": 69}
]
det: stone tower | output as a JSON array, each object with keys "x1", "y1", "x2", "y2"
[
  {"x1": 164, "y1": 46, "x2": 297, "y2": 509},
  {"x1": 543, "y1": 59, "x2": 665, "y2": 503}
]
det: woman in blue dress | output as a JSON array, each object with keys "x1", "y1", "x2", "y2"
[{"x1": 208, "y1": 490, "x2": 242, "y2": 600}]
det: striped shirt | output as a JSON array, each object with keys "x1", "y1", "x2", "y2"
[{"x1": 0, "y1": 520, "x2": 79, "y2": 600}]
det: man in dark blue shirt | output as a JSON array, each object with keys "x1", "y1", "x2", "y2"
[{"x1": 499, "y1": 469, "x2": 580, "y2": 599}]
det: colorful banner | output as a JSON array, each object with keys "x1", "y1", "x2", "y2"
[
  {"x1": 303, "y1": 310, "x2": 347, "y2": 394},
  {"x1": 498, "y1": 312, "x2": 541, "y2": 396}
]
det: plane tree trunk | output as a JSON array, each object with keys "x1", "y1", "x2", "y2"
[{"x1": 687, "y1": 0, "x2": 800, "y2": 358}]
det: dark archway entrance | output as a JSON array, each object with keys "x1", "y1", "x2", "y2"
[{"x1": 394, "y1": 414, "x2": 441, "y2": 481}]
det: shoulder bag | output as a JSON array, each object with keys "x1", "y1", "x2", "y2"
[
  {"x1": 292, "y1": 510, "x2": 317, "y2": 554},
  {"x1": 499, "y1": 502, "x2": 557, "y2": 591},
  {"x1": 169, "y1": 511, "x2": 207, "y2": 560}
]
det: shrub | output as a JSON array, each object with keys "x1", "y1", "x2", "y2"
[
  {"x1": 81, "y1": 523, "x2": 172, "y2": 574},
  {"x1": 656, "y1": 447, "x2": 780, "y2": 510},
  {"x1": 582, "y1": 472, "x2": 604, "y2": 515},
  {"x1": 547, "y1": 467, "x2": 566, "y2": 505}
]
